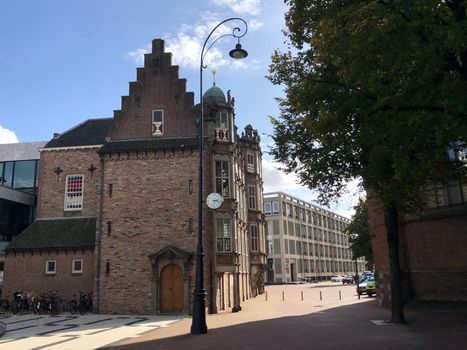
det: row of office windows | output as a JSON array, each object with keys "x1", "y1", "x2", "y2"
[
  {"x1": 264, "y1": 201, "x2": 348, "y2": 231},
  {"x1": 0, "y1": 160, "x2": 40, "y2": 193},
  {"x1": 269, "y1": 238, "x2": 351, "y2": 259}
]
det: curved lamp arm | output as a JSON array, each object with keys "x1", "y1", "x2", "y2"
[{"x1": 200, "y1": 17, "x2": 248, "y2": 70}]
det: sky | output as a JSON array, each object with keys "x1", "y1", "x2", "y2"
[{"x1": 0, "y1": 0, "x2": 361, "y2": 217}]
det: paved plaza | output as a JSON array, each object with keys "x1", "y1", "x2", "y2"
[
  {"x1": 1, "y1": 283, "x2": 466, "y2": 349},
  {"x1": 0, "y1": 313, "x2": 185, "y2": 349}
]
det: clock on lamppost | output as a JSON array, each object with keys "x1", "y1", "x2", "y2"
[{"x1": 206, "y1": 192, "x2": 224, "y2": 209}]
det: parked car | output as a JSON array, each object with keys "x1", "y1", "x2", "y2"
[
  {"x1": 366, "y1": 276, "x2": 376, "y2": 297},
  {"x1": 356, "y1": 275, "x2": 373, "y2": 295},
  {"x1": 330, "y1": 275, "x2": 343, "y2": 282},
  {"x1": 342, "y1": 275, "x2": 354, "y2": 284}
]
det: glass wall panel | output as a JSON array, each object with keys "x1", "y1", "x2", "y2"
[
  {"x1": 3, "y1": 161, "x2": 14, "y2": 187},
  {"x1": 13, "y1": 160, "x2": 36, "y2": 191}
]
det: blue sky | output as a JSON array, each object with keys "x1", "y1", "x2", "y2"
[{"x1": 0, "y1": 0, "x2": 359, "y2": 217}]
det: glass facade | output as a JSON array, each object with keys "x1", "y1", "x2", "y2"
[{"x1": 0, "y1": 159, "x2": 39, "y2": 193}]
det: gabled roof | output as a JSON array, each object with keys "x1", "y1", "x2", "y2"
[
  {"x1": 44, "y1": 118, "x2": 113, "y2": 149},
  {"x1": 5, "y1": 217, "x2": 96, "y2": 252},
  {"x1": 98, "y1": 137, "x2": 201, "y2": 154}
]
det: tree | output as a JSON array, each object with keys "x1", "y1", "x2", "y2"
[
  {"x1": 268, "y1": 0, "x2": 467, "y2": 323},
  {"x1": 345, "y1": 199, "x2": 372, "y2": 268}
]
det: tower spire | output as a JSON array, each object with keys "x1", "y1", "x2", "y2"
[{"x1": 212, "y1": 69, "x2": 217, "y2": 86}]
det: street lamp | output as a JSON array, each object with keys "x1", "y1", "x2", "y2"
[
  {"x1": 349, "y1": 233, "x2": 360, "y2": 300},
  {"x1": 191, "y1": 18, "x2": 248, "y2": 335}
]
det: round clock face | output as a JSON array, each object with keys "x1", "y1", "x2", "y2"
[{"x1": 206, "y1": 192, "x2": 224, "y2": 209}]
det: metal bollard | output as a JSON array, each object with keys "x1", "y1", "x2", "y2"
[
  {"x1": 265, "y1": 291, "x2": 268, "y2": 301},
  {"x1": 301, "y1": 291, "x2": 304, "y2": 301},
  {"x1": 339, "y1": 290, "x2": 342, "y2": 300},
  {"x1": 282, "y1": 291, "x2": 285, "y2": 301},
  {"x1": 320, "y1": 291, "x2": 322, "y2": 301}
]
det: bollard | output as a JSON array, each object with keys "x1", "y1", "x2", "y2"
[
  {"x1": 301, "y1": 291, "x2": 304, "y2": 301},
  {"x1": 320, "y1": 291, "x2": 322, "y2": 301},
  {"x1": 282, "y1": 291, "x2": 285, "y2": 301},
  {"x1": 265, "y1": 291, "x2": 268, "y2": 301},
  {"x1": 339, "y1": 290, "x2": 342, "y2": 300}
]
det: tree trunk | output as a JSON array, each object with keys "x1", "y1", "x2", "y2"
[{"x1": 385, "y1": 203, "x2": 406, "y2": 323}]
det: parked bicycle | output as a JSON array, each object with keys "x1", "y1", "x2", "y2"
[
  {"x1": 11, "y1": 291, "x2": 30, "y2": 314},
  {"x1": 69, "y1": 291, "x2": 93, "y2": 315}
]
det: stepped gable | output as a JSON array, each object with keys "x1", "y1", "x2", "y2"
[
  {"x1": 44, "y1": 118, "x2": 113, "y2": 148},
  {"x1": 109, "y1": 39, "x2": 196, "y2": 141}
]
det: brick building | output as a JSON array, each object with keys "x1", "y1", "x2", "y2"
[
  {"x1": 369, "y1": 182, "x2": 467, "y2": 306},
  {"x1": 3, "y1": 39, "x2": 267, "y2": 314}
]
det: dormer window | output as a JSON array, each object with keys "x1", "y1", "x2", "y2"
[
  {"x1": 215, "y1": 111, "x2": 229, "y2": 141},
  {"x1": 152, "y1": 110, "x2": 164, "y2": 136}
]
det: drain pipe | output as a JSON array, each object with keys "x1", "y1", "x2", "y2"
[{"x1": 94, "y1": 154, "x2": 105, "y2": 313}]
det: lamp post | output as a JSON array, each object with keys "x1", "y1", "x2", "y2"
[
  {"x1": 349, "y1": 233, "x2": 360, "y2": 300},
  {"x1": 191, "y1": 18, "x2": 248, "y2": 335}
]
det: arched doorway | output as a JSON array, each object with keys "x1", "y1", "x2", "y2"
[{"x1": 160, "y1": 263, "x2": 183, "y2": 313}]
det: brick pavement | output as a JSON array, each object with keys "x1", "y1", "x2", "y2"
[{"x1": 105, "y1": 282, "x2": 467, "y2": 350}]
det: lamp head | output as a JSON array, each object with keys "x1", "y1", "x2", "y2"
[
  {"x1": 349, "y1": 233, "x2": 359, "y2": 240},
  {"x1": 229, "y1": 43, "x2": 248, "y2": 59}
]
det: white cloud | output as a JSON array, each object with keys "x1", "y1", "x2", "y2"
[
  {"x1": 0, "y1": 125, "x2": 19, "y2": 144},
  {"x1": 249, "y1": 19, "x2": 264, "y2": 31},
  {"x1": 211, "y1": 0, "x2": 261, "y2": 15},
  {"x1": 127, "y1": 47, "x2": 150, "y2": 65},
  {"x1": 262, "y1": 159, "x2": 303, "y2": 192}
]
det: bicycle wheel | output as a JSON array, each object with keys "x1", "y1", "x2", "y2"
[
  {"x1": 69, "y1": 300, "x2": 77, "y2": 314},
  {"x1": 0, "y1": 299, "x2": 9, "y2": 314},
  {"x1": 61, "y1": 300, "x2": 69, "y2": 313},
  {"x1": 78, "y1": 302, "x2": 86, "y2": 315},
  {"x1": 11, "y1": 302, "x2": 19, "y2": 314}
]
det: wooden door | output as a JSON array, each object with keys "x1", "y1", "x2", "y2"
[{"x1": 160, "y1": 264, "x2": 183, "y2": 313}]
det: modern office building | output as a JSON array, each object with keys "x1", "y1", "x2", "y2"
[
  {"x1": 264, "y1": 192, "x2": 365, "y2": 283},
  {"x1": 0, "y1": 141, "x2": 46, "y2": 293}
]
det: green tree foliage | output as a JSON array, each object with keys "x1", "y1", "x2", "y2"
[
  {"x1": 345, "y1": 199, "x2": 372, "y2": 266},
  {"x1": 269, "y1": 0, "x2": 467, "y2": 323}
]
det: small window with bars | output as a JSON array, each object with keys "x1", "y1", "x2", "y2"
[
  {"x1": 152, "y1": 109, "x2": 164, "y2": 136},
  {"x1": 64, "y1": 175, "x2": 84, "y2": 211}
]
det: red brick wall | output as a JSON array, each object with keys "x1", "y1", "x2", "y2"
[
  {"x1": 369, "y1": 201, "x2": 467, "y2": 305},
  {"x1": 38, "y1": 148, "x2": 101, "y2": 218},
  {"x1": 97, "y1": 150, "x2": 204, "y2": 314},
  {"x1": 3, "y1": 249, "x2": 94, "y2": 301}
]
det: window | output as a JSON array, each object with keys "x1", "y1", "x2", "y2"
[
  {"x1": 248, "y1": 185, "x2": 256, "y2": 210},
  {"x1": 250, "y1": 224, "x2": 258, "y2": 251},
  {"x1": 264, "y1": 202, "x2": 271, "y2": 215},
  {"x1": 72, "y1": 259, "x2": 83, "y2": 273},
  {"x1": 215, "y1": 160, "x2": 230, "y2": 197},
  {"x1": 246, "y1": 153, "x2": 255, "y2": 172},
  {"x1": 152, "y1": 109, "x2": 164, "y2": 136},
  {"x1": 286, "y1": 204, "x2": 292, "y2": 217},
  {"x1": 65, "y1": 175, "x2": 84, "y2": 211},
  {"x1": 215, "y1": 111, "x2": 229, "y2": 141},
  {"x1": 272, "y1": 201, "x2": 279, "y2": 215},
  {"x1": 45, "y1": 260, "x2": 56, "y2": 275},
  {"x1": 216, "y1": 218, "x2": 231, "y2": 252}
]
